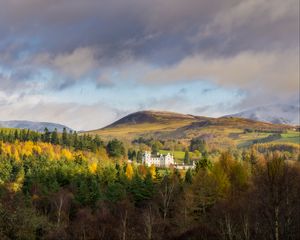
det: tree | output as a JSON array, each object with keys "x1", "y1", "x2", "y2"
[
  {"x1": 151, "y1": 141, "x2": 162, "y2": 155},
  {"x1": 107, "y1": 139, "x2": 125, "y2": 158},
  {"x1": 149, "y1": 164, "x2": 156, "y2": 179},
  {"x1": 188, "y1": 164, "x2": 230, "y2": 219},
  {"x1": 43, "y1": 128, "x2": 51, "y2": 143},
  {"x1": 158, "y1": 176, "x2": 177, "y2": 221},
  {"x1": 184, "y1": 150, "x2": 190, "y2": 165},
  {"x1": 51, "y1": 189, "x2": 74, "y2": 227},
  {"x1": 137, "y1": 151, "x2": 143, "y2": 163},
  {"x1": 128, "y1": 149, "x2": 137, "y2": 161},
  {"x1": 185, "y1": 169, "x2": 193, "y2": 184},
  {"x1": 129, "y1": 174, "x2": 154, "y2": 203},
  {"x1": 125, "y1": 164, "x2": 134, "y2": 180},
  {"x1": 190, "y1": 138, "x2": 207, "y2": 154},
  {"x1": 253, "y1": 154, "x2": 300, "y2": 240},
  {"x1": 195, "y1": 155, "x2": 212, "y2": 172},
  {"x1": 62, "y1": 127, "x2": 69, "y2": 146},
  {"x1": 142, "y1": 204, "x2": 161, "y2": 240},
  {"x1": 51, "y1": 128, "x2": 59, "y2": 145}
]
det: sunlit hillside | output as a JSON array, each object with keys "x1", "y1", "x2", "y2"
[{"x1": 87, "y1": 111, "x2": 298, "y2": 149}]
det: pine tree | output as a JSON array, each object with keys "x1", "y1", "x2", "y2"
[
  {"x1": 43, "y1": 128, "x2": 51, "y2": 143},
  {"x1": 51, "y1": 128, "x2": 59, "y2": 145},
  {"x1": 185, "y1": 169, "x2": 193, "y2": 184},
  {"x1": 62, "y1": 127, "x2": 69, "y2": 146}
]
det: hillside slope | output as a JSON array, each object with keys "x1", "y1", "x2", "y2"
[
  {"x1": 0, "y1": 120, "x2": 72, "y2": 132},
  {"x1": 87, "y1": 111, "x2": 297, "y2": 147}
]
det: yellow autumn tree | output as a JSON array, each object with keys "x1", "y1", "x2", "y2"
[
  {"x1": 89, "y1": 162, "x2": 98, "y2": 174},
  {"x1": 125, "y1": 163, "x2": 134, "y2": 180},
  {"x1": 33, "y1": 144, "x2": 42, "y2": 155},
  {"x1": 13, "y1": 149, "x2": 21, "y2": 162},
  {"x1": 19, "y1": 141, "x2": 33, "y2": 157},
  {"x1": 149, "y1": 164, "x2": 156, "y2": 179},
  {"x1": 62, "y1": 149, "x2": 73, "y2": 161},
  {"x1": 2, "y1": 144, "x2": 12, "y2": 156}
]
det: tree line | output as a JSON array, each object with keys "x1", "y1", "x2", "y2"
[
  {"x1": 0, "y1": 128, "x2": 104, "y2": 152},
  {"x1": 0, "y1": 138, "x2": 299, "y2": 239}
]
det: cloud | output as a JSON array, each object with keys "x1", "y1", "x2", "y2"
[
  {"x1": 31, "y1": 47, "x2": 101, "y2": 89},
  {"x1": 0, "y1": 0, "x2": 298, "y2": 125},
  {"x1": 0, "y1": 90, "x2": 122, "y2": 130},
  {"x1": 142, "y1": 50, "x2": 299, "y2": 106},
  {"x1": 0, "y1": 0, "x2": 297, "y2": 64},
  {"x1": 52, "y1": 47, "x2": 97, "y2": 79},
  {"x1": 1, "y1": 0, "x2": 297, "y2": 76}
]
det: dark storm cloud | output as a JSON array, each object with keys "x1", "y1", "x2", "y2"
[
  {"x1": 0, "y1": 0, "x2": 298, "y2": 122},
  {"x1": 0, "y1": 0, "x2": 297, "y2": 66}
]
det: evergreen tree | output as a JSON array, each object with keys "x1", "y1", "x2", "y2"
[
  {"x1": 185, "y1": 169, "x2": 193, "y2": 184},
  {"x1": 107, "y1": 139, "x2": 125, "y2": 158},
  {"x1": 62, "y1": 127, "x2": 69, "y2": 146},
  {"x1": 43, "y1": 128, "x2": 51, "y2": 142},
  {"x1": 14, "y1": 130, "x2": 19, "y2": 141},
  {"x1": 195, "y1": 155, "x2": 212, "y2": 172},
  {"x1": 51, "y1": 128, "x2": 59, "y2": 145}
]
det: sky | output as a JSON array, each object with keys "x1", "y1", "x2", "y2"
[{"x1": 0, "y1": 0, "x2": 299, "y2": 130}]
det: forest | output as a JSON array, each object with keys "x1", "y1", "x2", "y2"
[{"x1": 0, "y1": 128, "x2": 299, "y2": 240}]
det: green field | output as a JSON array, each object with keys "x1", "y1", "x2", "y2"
[
  {"x1": 273, "y1": 132, "x2": 300, "y2": 144},
  {"x1": 158, "y1": 150, "x2": 198, "y2": 164},
  {"x1": 159, "y1": 150, "x2": 186, "y2": 159}
]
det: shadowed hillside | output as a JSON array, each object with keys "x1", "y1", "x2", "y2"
[{"x1": 105, "y1": 111, "x2": 198, "y2": 127}]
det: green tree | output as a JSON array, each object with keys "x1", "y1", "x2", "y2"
[
  {"x1": 51, "y1": 128, "x2": 59, "y2": 145},
  {"x1": 62, "y1": 127, "x2": 69, "y2": 146},
  {"x1": 151, "y1": 141, "x2": 162, "y2": 155},
  {"x1": 43, "y1": 128, "x2": 51, "y2": 142},
  {"x1": 107, "y1": 139, "x2": 125, "y2": 158},
  {"x1": 185, "y1": 169, "x2": 193, "y2": 184},
  {"x1": 195, "y1": 155, "x2": 212, "y2": 172},
  {"x1": 184, "y1": 150, "x2": 190, "y2": 165},
  {"x1": 190, "y1": 138, "x2": 207, "y2": 154}
]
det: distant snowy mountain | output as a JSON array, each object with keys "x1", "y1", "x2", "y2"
[
  {"x1": 0, "y1": 120, "x2": 73, "y2": 132},
  {"x1": 226, "y1": 104, "x2": 300, "y2": 125}
]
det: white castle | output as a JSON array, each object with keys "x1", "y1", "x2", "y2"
[{"x1": 142, "y1": 151, "x2": 174, "y2": 167}]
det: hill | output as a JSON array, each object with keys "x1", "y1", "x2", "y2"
[
  {"x1": 226, "y1": 104, "x2": 300, "y2": 125},
  {"x1": 106, "y1": 110, "x2": 197, "y2": 127},
  {"x1": 0, "y1": 120, "x2": 72, "y2": 133},
  {"x1": 87, "y1": 111, "x2": 297, "y2": 147}
]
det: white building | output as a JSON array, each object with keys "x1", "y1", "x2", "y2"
[{"x1": 142, "y1": 151, "x2": 174, "y2": 167}]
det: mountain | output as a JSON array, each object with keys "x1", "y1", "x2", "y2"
[
  {"x1": 87, "y1": 111, "x2": 297, "y2": 147},
  {"x1": 105, "y1": 111, "x2": 198, "y2": 127},
  {"x1": 0, "y1": 120, "x2": 73, "y2": 133},
  {"x1": 226, "y1": 104, "x2": 300, "y2": 125}
]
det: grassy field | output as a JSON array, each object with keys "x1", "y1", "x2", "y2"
[
  {"x1": 273, "y1": 132, "x2": 300, "y2": 144},
  {"x1": 158, "y1": 150, "x2": 200, "y2": 164},
  {"x1": 159, "y1": 150, "x2": 186, "y2": 159}
]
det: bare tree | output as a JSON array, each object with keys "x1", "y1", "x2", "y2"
[
  {"x1": 143, "y1": 205, "x2": 154, "y2": 240},
  {"x1": 253, "y1": 154, "x2": 300, "y2": 240},
  {"x1": 51, "y1": 188, "x2": 73, "y2": 227},
  {"x1": 159, "y1": 176, "x2": 176, "y2": 221}
]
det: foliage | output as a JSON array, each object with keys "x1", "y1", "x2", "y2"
[
  {"x1": 0, "y1": 130, "x2": 299, "y2": 239},
  {"x1": 106, "y1": 139, "x2": 125, "y2": 158}
]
